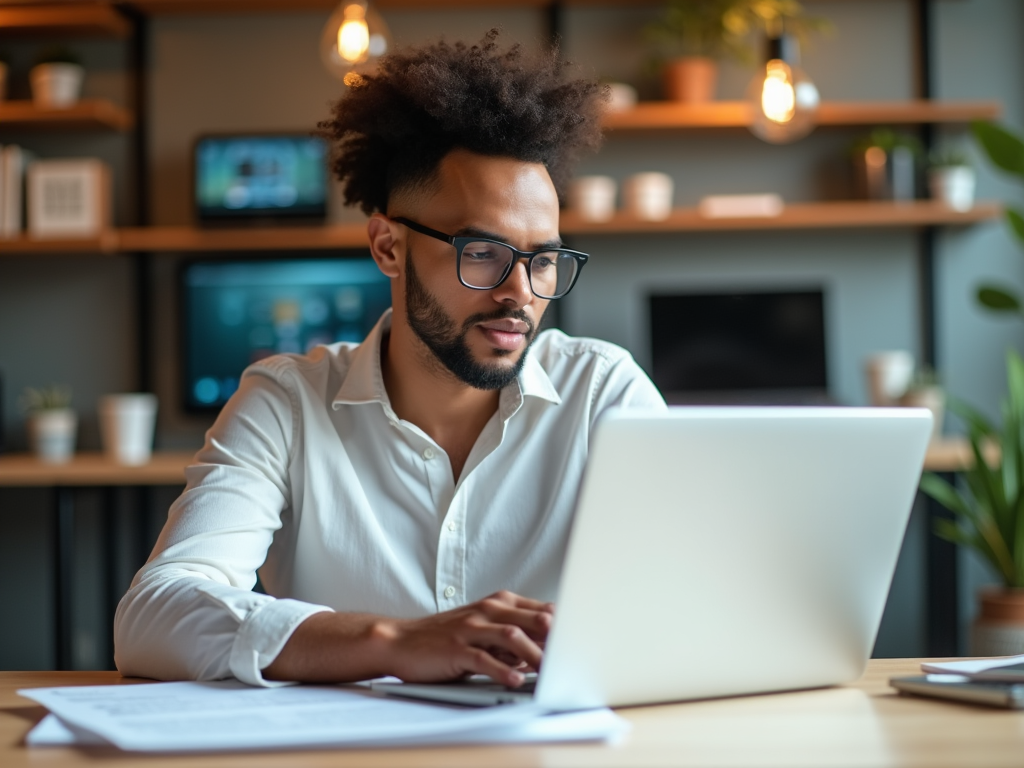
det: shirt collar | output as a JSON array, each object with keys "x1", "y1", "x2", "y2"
[{"x1": 331, "y1": 308, "x2": 562, "y2": 411}]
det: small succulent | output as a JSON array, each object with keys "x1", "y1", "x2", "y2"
[
  {"x1": 19, "y1": 384, "x2": 73, "y2": 412},
  {"x1": 930, "y1": 146, "x2": 972, "y2": 169}
]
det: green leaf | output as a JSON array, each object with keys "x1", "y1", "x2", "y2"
[
  {"x1": 948, "y1": 395, "x2": 998, "y2": 437},
  {"x1": 1008, "y1": 209, "x2": 1024, "y2": 244},
  {"x1": 978, "y1": 286, "x2": 1022, "y2": 312},
  {"x1": 973, "y1": 121, "x2": 1024, "y2": 178}
]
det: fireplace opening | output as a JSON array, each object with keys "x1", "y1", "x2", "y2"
[{"x1": 649, "y1": 289, "x2": 829, "y2": 405}]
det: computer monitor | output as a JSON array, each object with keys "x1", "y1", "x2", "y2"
[
  {"x1": 180, "y1": 256, "x2": 391, "y2": 411},
  {"x1": 193, "y1": 134, "x2": 328, "y2": 225},
  {"x1": 649, "y1": 289, "x2": 828, "y2": 404}
]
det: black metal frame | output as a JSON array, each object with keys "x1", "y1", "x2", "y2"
[{"x1": 393, "y1": 216, "x2": 589, "y2": 299}]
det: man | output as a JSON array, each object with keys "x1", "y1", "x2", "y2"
[{"x1": 114, "y1": 32, "x2": 665, "y2": 688}]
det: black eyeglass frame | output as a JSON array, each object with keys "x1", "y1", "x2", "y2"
[{"x1": 392, "y1": 216, "x2": 589, "y2": 300}]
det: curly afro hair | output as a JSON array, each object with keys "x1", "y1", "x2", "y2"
[{"x1": 316, "y1": 30, "x2": 607, "y2": 216}]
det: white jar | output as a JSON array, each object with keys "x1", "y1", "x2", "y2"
[
  {"x1": 568, "y1": 175, "x2": 617, "y2": 222},
  {"x1": 929, "y1": 166, "x2": 976, "y2": 212},
  {"x1": 623, "y1": 172, "x2": 674, "y2": 221},
  {"x1": 28, "y1": 408, "x2": 78, "y2": 464},
  {"x1": 30, "y1": 62, "x2": 85, "y2": 108},
  {"x1": 99, "y1": 393, "x2": 158, "y2": 466}
]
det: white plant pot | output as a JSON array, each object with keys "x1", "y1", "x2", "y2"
[
  {"x1": 623, "y1": 172, "x2": 674, "y2": 221},
  {"x1": 30, "y1": 63, "x2": 84, "y2": 108},
  {"x1": 28, "y1": 409, "x2": 78, "y2": 464},
  {"x1": 99, "y1": 393, "x2": 158, "y2": 466},
  {"x1": 929, "y1": 166, "x2": 976, "y2": 212}
]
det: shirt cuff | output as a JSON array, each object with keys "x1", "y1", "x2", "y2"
[{"x1": 228, "y1": 598, "x2": 332, "y2": 687}]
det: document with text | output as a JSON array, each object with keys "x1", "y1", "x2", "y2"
[{"x1": 20, "y1": 680, "x2": 628, "y2": 752}]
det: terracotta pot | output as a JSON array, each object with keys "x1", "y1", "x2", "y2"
[
  {"x1": 663, "y1": 57, "x2": 718, "y2": 103},
  {"x1": 972, "y1": 588, "x2": 1024, "y2": 656}
]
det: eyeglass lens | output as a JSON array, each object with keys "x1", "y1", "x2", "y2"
[{"x1": 459, "y1": 241, "x2": 578, "y2": 298}]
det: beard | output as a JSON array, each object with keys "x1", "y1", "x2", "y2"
[{"x1": 404, "y1": 250, "x2": 539, "y2": 391}]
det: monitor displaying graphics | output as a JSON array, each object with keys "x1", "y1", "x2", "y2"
[
  {"x1": 650, "y1": 289, "x2": 828, "y2": 404},
  {"x1": 194, "y1": 134, "x2": 328, "y2": 223},
  {"x1": 181, "y1": 257, "x2": 391, "y2": 411}
]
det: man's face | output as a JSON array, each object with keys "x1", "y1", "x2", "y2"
[{"x1": 392, "y1": 150, "x2": 560, "y2": 390}]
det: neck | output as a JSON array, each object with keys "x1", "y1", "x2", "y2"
[{"x1": 381, "y1": 320, "x2": 502, "y2": 478}]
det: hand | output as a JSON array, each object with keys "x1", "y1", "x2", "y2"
[{"x1": 375, "y1": 590, "x2": 554, "y2": 688}]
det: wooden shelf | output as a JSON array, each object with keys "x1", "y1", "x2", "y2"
[
  {"x1": 118, "y1": 223, "x2": 370, "y2": 252},
  {"x1": 0, "y1": 231, "x2": 118, "y2": 255},
  {"x1": 0, "y1": 202, "x2": 1000, "y2": 255},
  {"x1": 0, "y1": 451, "x2": 193, "y2": 487},
  {"x1": 0, "y1": 440, "x2": 981, "y2": 486},
  {"x1": 0, "y1": 4, "x2": 131, "y2": 38},
  {"x1": 0, "y1": 99, "x2": 134, "y2": 132},
  {"x1": 125, "y1": 0, "x2": 660, "y2": 13},
  {"x1": 560, "y1": 200, "x2": 1002, "y2": 234},
  {"x1": 602, "y1": 100, "x2": 1003, "y2": 131}
]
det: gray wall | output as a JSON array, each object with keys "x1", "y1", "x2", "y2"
[{"x1": 1, "y1": 0, "x2": 1019, "y2": 668}]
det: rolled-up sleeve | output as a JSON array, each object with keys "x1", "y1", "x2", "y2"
[{"x1": 113, "y1": 366, "x2": 331, "y2": 686}]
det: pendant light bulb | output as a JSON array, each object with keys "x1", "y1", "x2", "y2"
[
  {"x1": 321, "y1": 0, "x2": 391, "y2": 83},
  {"x1": 747, "y1": 34, "x2": 819, "y2": 144}
]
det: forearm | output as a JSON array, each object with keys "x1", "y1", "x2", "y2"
[{"x1": 262, "y1": 611, "x2": 397, "y2": 683}]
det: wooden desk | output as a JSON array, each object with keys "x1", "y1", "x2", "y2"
[{"x1": 1, "y1": 659, "x2": 1019, "y2": 767}]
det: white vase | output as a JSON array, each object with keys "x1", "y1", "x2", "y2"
[
  {"x1": 30, "y1": 63, "x2": 84, "y2": 108},
  {"x1": 929, "y1": 166, "x2": 976, "y2": 212},
  {"x1": 28, "y1": 409, "x2": 78, "y2": 464}
]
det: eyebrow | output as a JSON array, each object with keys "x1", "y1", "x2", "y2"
[{"x1": 453, "y1": 225, "x2": 564, "y2": 251}]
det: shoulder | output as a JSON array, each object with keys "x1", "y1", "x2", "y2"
[
  {"x1": 240, "y1": 342, "x2": 359, "y2": 400},
  {"x1": 528, "y1": 329, "x2": 666, "y2": 412}
]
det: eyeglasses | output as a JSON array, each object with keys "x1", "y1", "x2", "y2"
[{"x1": 393, "y1": 216, "x2": 588, "y2": 300}]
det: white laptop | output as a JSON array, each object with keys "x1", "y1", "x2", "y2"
[{"x1": 372, "y1": 406, "x2": 933, "y2": 710}]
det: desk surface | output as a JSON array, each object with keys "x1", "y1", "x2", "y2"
[
  {"x1": 1, "y1": 659, "x2": 1021, "y2": 767},
  {"x1": 0, "y1": 438, "x2": 990, "y2": 487}
]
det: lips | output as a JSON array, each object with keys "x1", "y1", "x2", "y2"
[{"x1": 478, "y1": 319, "x2": 529, "y2": 351}]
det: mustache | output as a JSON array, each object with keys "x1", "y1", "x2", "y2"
[{"x1": 461, "y1": 307, "x2": 536, "y2": 337}]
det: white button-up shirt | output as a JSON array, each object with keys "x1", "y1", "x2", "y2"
[{"x1": 114, "y1": 310, "x2": 665, "y2": 686}]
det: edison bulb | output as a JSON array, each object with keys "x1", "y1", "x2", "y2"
[
  {"x1": 321, "y1": 0, "x2": 391, "y2": 81},
  {"x1": 747, "y1": 39, "x2": 820, "y2": 144}
]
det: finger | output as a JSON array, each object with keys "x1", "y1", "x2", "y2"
[
  {"x1": 478, "y1": 604, "x2": 553, "y2": 640},
  {"x1": 460, "y1": 647, "x2": 525, "y2": 688},
  {"x1": 490, "y1": 590, "x2": 555, "y2": 613},
  {"x1": 469, "y1": 622, "x2": 544, "y2": 672}
]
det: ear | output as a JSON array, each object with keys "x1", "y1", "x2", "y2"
[{"x1": 367, "y1": 214, "x2": 402, "y2": 279}]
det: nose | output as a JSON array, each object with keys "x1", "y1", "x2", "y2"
[{"x1": 491, "y1": 257, "x2": 534, "y2": 307}]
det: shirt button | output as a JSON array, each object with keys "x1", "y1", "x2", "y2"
[
  {"x1": 422, "y1": 447, "x2": 435, "y2": 460},
  {"x1": 447, "y1": 521, "x2": 457, "y2": 532},
  {"x1": 444, "y1": 586, "x2": 456, "y2": 599}
]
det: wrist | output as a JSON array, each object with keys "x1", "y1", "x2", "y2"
[{"x1": 364, "y1": 616, "x2": 403, "y2": 677}]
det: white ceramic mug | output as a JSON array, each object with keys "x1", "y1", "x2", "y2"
[
  {"x1": 623, "y1": 172, "x2": 674, "y2": 221},
  {"x1": 864, "y1": 351, "x2": 914, "y2": 406},
  {"x1": 569, "y1": 175, "x2": 617, "y2": 222},
  {"x1": 99, "y1": 393, "x2": 158, "y2": 466}
]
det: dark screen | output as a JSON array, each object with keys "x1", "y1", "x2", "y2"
[
  {"x1": 650, "y1": 290, "x2": 827, "y2": 396},
  {"x1": 181, "y1": 257, "x2": 391, "y2": 411}
]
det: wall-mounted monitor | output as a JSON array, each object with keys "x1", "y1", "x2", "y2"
[
  {"x1": 180, "y1": 256, "x2": 391, "y2": 412},
  {"x1": 194, "y1": 134, "x2": 328, "y2": 225},
  {"x1": 649, "y1": 289, "x2": 828, "y2": 404}
]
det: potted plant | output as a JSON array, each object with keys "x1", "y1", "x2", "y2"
[
  {"x1": 929, "y1": 146, "x2": 976, "y2": 212},
  {"x1": 920, "y1": 121, "x2": 1024, "y2": 654},
  {"x1": 30, "y1": 47, "x2": 84, "y2": 108},
  {"x1": 644, "y1": 0, "x2": 826, "y2": 103},
  {"x1": 20, "y1": 385, "x2": 77, "y2": 464}
]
